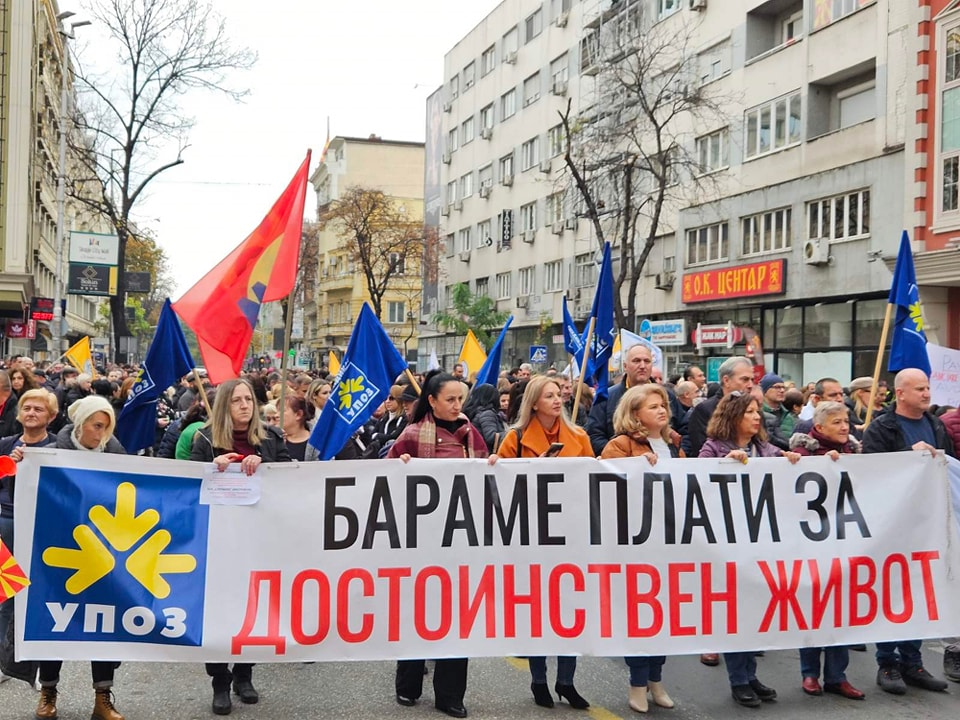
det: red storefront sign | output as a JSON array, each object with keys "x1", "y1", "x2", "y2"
[
  {"x1": 682, "y1": 259, "x2": 786, "y2": 304},
  {"x1": 691, "y1": 324, "x2": 744, "y2": 347},
  {"x1": 6, "y1": 320, "x2": 36, "y2": 339}
]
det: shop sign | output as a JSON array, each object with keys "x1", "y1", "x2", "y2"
[
  {"x1": 6, "y1": 320, "x2": 36, "y2": 339},
  {"x1": 638, "y1": 318, "x2": 686, "y2": 347},
  {"x1": 67, "y1": 264, "x2": 118, "y2": 296},
  {"x1": 681, "y1": 259, "x2": 786, "y2": 304},
  {"x1": 69, "y1": 231, "x2": 119, "y2": 266},
  {"x1": 692, "y1": 323, "x2": 743, "y2": 348},
  {"x1": 29, "y1": 297, "x2": 55, "y2": 321}
]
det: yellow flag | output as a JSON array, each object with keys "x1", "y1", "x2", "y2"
[
  {"x1": 328, "y1": 350, "x2": 340, "y2": 376},
  {"x1": 63, "y1": 336, "x2": 95, "y2": 377},
  {"x1": 608, "y1": 334, "x2": 622, "y2": 374},
  {"x1": 458, "y1": 330, "x2": 487, "y2": 378}
]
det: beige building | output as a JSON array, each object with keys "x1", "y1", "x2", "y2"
[
  {"x1": 308, "y1": 136, "x2": 425, "y2": 368},
  {"x1": 0, "y1": 0, "x2": 102, "y2": 359}
]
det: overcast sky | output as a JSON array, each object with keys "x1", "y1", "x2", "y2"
[{"x1": 58, "y1": 0, "x2": 499, "y2": 296}]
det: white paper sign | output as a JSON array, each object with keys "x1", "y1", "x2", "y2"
[
  {"x1": 200, "y1": 466, "x2": 261, "y2": 505},
  {"x1": 927, "y1": 342, "x2": 960, "y2": 408}
]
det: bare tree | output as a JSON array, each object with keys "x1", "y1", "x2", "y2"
[
  {"x1": 66, "y1": 0, "x2": 256, "y2": 358},
  {"x1": 560, "y1": 4, "x2": 732, "y2": 330},
  {"x1": 320, "y1": 186, "x2": 425, "y2": 320}
]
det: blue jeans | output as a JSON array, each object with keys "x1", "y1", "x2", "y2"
[
  {"x1": 0, "y1": 516, "x2": 13, "y2": 644},
  {"x1": 625, "y1": 656, "x2": 665, "y2": 686},
  {"x1": 876, "y1": 640, "x2": 923, "y2": 670},
  {"x1": 799, "y1": 646, "x2": 849, "y2": 683},
  {"x1": 724, "y1": 651, "x2": 758, "y2": 687},
  {"x1": 528, "y1": 656, "x2": 576, "y2": 685}
]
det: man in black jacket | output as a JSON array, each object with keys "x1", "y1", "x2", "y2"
[
  {"x1": 684, "y1": 356, "x2": 755, "y2": 458},
  {"x1": 862, "y1": 367, "x2": 954, "y2": 695},
  {"x1": 586, "y1": 344, "x2": 653, "y2": 455}
]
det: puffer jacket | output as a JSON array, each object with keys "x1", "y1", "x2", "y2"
[{"x1": 189, "y1": 424, "x2": 290, "y2": 463}]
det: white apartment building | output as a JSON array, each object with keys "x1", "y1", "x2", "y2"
[{"x1": 422, "y1": 0, "x2": 917, "y2": 385}]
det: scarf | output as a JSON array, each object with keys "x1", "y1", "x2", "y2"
[{"x1": 413, "y1": 413, "x2": 485, "y2": 459}]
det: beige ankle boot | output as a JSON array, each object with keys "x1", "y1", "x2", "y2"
[
  {"x1": 92, "y1": 688, "x2": 124, "y2": 720},
  {"x1": 629, "y1": 685, "x2": 649, "y2": 713},
  {"x1": 35, "y1": 686, "x2": 58, "y2": 719},
  {"x1": 648, "y1": 681, "x2": 675, "y2": 708}
]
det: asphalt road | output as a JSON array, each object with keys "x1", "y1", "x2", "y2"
[{"x1": 1, "y1": 641, "x2": 957, "y2": 719}]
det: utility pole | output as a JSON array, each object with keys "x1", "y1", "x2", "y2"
[{"x1": 52, "y1": 12, "x2": 89, "y2": 356}]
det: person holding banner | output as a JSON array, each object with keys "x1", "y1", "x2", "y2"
[
  {"x1": 44, "y1": 395, "x2": 126, "y2": 720},
  {"x1": 388, "y1": 370, "x2": 486, "y2": 718},
  {"x1": 462, "y1": 383, "x2": 506, "y2": 453},
  {"x1": 491, "y1": 375, "x2": 593, "y2": 710},
  {"x1": 699, "y1": 392, "x2": 799, "y2": 708},
  {"x1": 599, "y1": 383, "x2": 679, "y2": 713},
  {"x1": 190, "y1": 378, "x2": 291, "y2": 716}
]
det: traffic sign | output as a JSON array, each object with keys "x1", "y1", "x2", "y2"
[{"x1": 530, "y1": 345, "x2": 548, "y2": 363}]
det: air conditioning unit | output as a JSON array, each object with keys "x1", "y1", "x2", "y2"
[
  {"x1": 564, "y1": 217, "x2": 578, "y2": 231},
  {"x1": 516, "y1": 296, "x2": 529, "y2": 309},
  {"x1": 689, "y1": 0, "x2": 706, "y2": 10},
  {"x1": 551, "y1": 79, "x2": 568, "y2": 96},
  {"x1": 443, "y1": 101, "x2": 452, "y2": 113},
  {"x1": 539, "y1": 159, "x2": 552, "y2": 174},
  {"x1": 480, "y1": 127, "x2": 493, "y2": 140},
  {"x1": 572, "y1": 288, "x2": 582, "y2": 301},
  {"x1": 482, "y1": 235, "x2": 494, "y2": 248},
  {"x1": 551, "y1": 221, "x2": 564, "y2": 235},
  {"x1": 440, "y1": 205, "x2": 450, "y2": 217},
  {"x1": 442, "y1": 152, "x2": 451, "y2": 164},
  {"x1": 459, "y1": 251, "x2": 471, "y2": 263},
  {"x1": 654, "y1": 271, "x2": 675, "y2": 291},
  {"x1": 479, "y1": 185, "x2": 492, "y2": 198},
  {"x1": 804, "y1": 238, "x2": 830, "y2": 265},
  {"x1": 501, "y1": 174, "x2": 514, "y2": 186},
  {"x1": 453, "y1": 199, "x2": 463, "y2": 211},
  {"x1": 555, "y1": 11, "x2": 569, "y2": 27},
  {"x1": 521, "y1": 230, "x2": 536, "y2": 244},
  {"x1": 505, "y1": 50, "x2": 518, "y2": 64}
]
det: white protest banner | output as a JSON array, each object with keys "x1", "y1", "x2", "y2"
[
  {"x1": 927, "y1": 342, "x2": 960, "y2": 408},
  {"x1": 13, "y1": 449, "x2": 960, "y2": 663}
]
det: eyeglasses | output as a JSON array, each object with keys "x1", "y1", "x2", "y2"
[{"x1": 769, "y1": 384, "x2": 786, "y2": 391}]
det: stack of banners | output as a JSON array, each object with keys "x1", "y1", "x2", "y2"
[{"x1": 11, "y1": 449, "x2": 960, "y2": 663}]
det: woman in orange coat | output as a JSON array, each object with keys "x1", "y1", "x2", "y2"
[{"x1": 490, "y1": 375, "x2": 593, "y2": 709}]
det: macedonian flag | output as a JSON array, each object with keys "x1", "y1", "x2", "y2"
[{"x1": 0, "y1": 538, "x2": 29, "y2": 603}]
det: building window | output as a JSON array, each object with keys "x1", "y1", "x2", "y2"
[
  {"x1": 523, "y1": 72, "x2": 541, "y2": 107},
  {"x1": 444, "y1": 233, "x2": 455, "y2": 258},
  {"x1": 501, "y1": 88, "x2": 517, "y2": 120},
  {"x1": 544, "y1": 260, "x2": 562, "y2": 291},
  {"x1": 479, "y1": 164, "x2": 493, "y2": 189},
  {"x1": 812, "y1": 0, "x2": 876, "y2": 31},
  {"x1": 460, "y1": 172, "x2": 473, "y2": 198},
  {"x1": 446, "y1": 181, "x2": 457, "y2": 205},
  {"x1": 548, "y1": 124, "x2": 565, "y2": 157},
  {"x1": 580, "y1": 31, "x2": 599, "y2": 73},
  {"x1": 496, "y1": 272, "x2": 512, "y2": 299},
  {"x1": 503, "y1": 26, "x2": 519, "y2": 55},
  {"x1": 461, "y1": 116, "x2": 475, "y2": 145},
  {"x1": 699, "y1": 40, "x2": 731, "y2": 85},
  {"x1": 521, "y1": 136, "x2": 540, "y2": 170},
  {"x1": 519, "y1": 266, "x2": 535, "y2": 295},
  {"x1": 387, "y1": 301, "x2": 406, "y2": 324},
  {"x1": 695, "y1": 128, "x2": 728, "y2": 174},
  {"x1": 686, "y1": 222, "x2": 729, "y2": 266},
  {"x1": 481, "y1": 45, "x2": 496, "y2": 76},
  {"x1": 447, "y1": 128, "x2": 458, "y2": 153},
  {"x1": 744, "y1": 91, "x2": 801, "y2": 159},
  {"x1": 388, "y1": 252, "x2": 405, "y2": 274},
  {"x1": 520, "y1": 201, "x2": 537, "y2": 231},
  {"x1": 476, "y1": 276, "x2": 489, "y2": 297},
  {"x1": 463, "y1": 61, "x2": 476, "y2": 90},
  {"x1": 574, "y1": 253, "x2": 595, "y2": 287},
  {"x1": 546, "y1": 193, "x2": 564, "y2": 224},
  {"x1": 480, "y1": 103, "x2": 494, "y2": 130},
  {"x1": 742, "y1": 208, "x2": 792, "y2": 256},
  {"x1": 499, "y1": 153, "x2": 514, "y2": 180},
  {"x1": 807, "y1": 189, "x2": 870, "y2": 242},
  {"x1": 525, "y1": 8, "x2": 543, "y2": 43},
  {"x1": 449, "y1": 75, "x2": 459, "y2": 100},
  {"x1": 944, "y1": 156, "x2": 959, "y2": 213},
  {"x1": 477, "y1": 219, "x2": 492, "y2": 247},
  {"x1": 550, "y1": 53, "x2": 568, "y2": 88},
  {"x1": 941, "y1": 26, "x2": 960, "y2": 216},
  {"x1": 458, "y1": 227, "x2": 472, "y2": 253},
  {"x1": 659, "y1": 0, "x2": 680, "y2": 19}
]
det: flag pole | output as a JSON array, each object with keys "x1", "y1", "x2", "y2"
[
  {"x1": 404, "y1": 368, "x2": 421, "y2": 395},
  {"x1": 572, "y1": 317, "x2": 596, "y2": 423},
  {"x1": 191, "y1": 372, "x2": 212, "y2": 417},
  {"x1": 863, "y1": 302, "x2": 894, "y2": 428},
  {"x1": 275, "y1": 293, "x2": 298, "y2": 433}
]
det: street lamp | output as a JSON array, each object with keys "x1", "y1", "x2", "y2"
[
  {"x1": 403, "y1": 311, "x2": 417, "y2": 366},
  {"x1": 52, "y1": 13, "x2": 90, "y2": 356}
]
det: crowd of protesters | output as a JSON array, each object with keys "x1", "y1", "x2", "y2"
[{"x1": 0, "y1": 352, "x2": 959, "y2": 719}]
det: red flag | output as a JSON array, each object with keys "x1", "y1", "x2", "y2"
[
  {"x1": 0, "y1": 537, "x2": 29, "y2": 603},
  {"x1": 173, "y1": 152, "x2": 311, "y2": 383}
]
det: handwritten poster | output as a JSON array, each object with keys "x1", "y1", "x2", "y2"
[{"x1": 928, "y1": 343, "x2": 960, "y2": 408}]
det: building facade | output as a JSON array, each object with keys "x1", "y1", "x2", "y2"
[
  {"x1": 423, "y1": 0, "x2": 921, "y2": 386},
  {"x1": 309, "y1": 136, "x2": 424, "y2": 368}
]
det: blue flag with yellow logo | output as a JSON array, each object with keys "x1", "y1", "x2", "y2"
[
  {"x1": 887, "y1": 231, "x2": 930, "y2": 375},
  {"x1": 309, "y1": 303, "x2": 408, "y2": 460},
  {"x1": 562, "y1": 296, "x2": 584, "y2": 366},
  {"x1": 585, "y1": 242, "x2": 616, "y2": 399},
  {"x1": 474, "y1": 316, "x2": 513, "y2": 387},
  {"x1": 116, "y1": 299, "x2": 196, "y2": 454}
]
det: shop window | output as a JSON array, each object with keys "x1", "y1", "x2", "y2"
[
  {"x1": 775, "y1": 306, "x2": 802, "y2": 348},
  {"x1": 803, "y1": 302, "x2": 852, "y2": 349}
]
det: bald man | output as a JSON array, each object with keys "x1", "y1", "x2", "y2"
[{"x1": 862, "y1": 368, "x2": 954, "y2": 695}]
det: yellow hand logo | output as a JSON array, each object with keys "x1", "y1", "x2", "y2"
[
  {"x1": 338, "y1": 375, "x2": 366, "y2": 410},
  {"x1": 909, "y1": 302, "x2": 924, "y2": 332},
  {"x1": 42, "y1": 482, "x2": 196, "y2": 597}
]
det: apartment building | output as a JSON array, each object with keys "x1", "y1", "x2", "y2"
[
  {"x1": 0, "y1": 0, "x2": 102, "y2": 358},
  {"x1": 423, "y1": 0, "x2": 918, "y2": 385},
  {"x1": 309, "y1": 136, "x2": 424, "y2": 367}
]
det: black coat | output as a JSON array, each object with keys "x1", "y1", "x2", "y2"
[
  {"x1": 0, "y1": 394, "x2": 21, "y2": 439},
  {"x1": 470, "y1": 407, "x2": 506, "y2": 454},
  {"x1": 685, "y1": 395, "x2": 721, "y2": 459},
  {"x1": 189, "y1": 424, "x2": 291, "y2": 463},
  {"x1": 861, "y1": 403, "x2": 956, "y2": 458}
]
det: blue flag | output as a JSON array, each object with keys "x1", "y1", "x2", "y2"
[
  {"x1": 585, "y1": 242, "x2": 616, "y2": 398},
  {"x1": 309, "y1": 303, "x2": 408, "y2": 460},
  {"x1": 474, "y1": 316, "x2": 513, "y2": 387},
  {"x1": 562, "y1": 296, "x2": 584, "y2": 365},
  {"x1": 116, "y1": 299, "x2": 195, "y2": 454},
  {"x1": 887, "y1": 230, "x2": 930, "y2": 374}
]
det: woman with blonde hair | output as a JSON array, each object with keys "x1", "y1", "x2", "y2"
[{"x1": 491, "y1": 375, "x2": 593, "y2": 709}]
